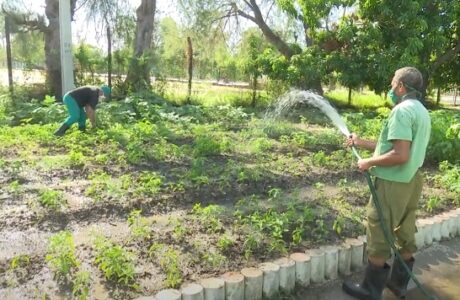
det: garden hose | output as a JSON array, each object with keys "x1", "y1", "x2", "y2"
[{"x1": 351, "y1": 146, "x2": 436, "y2": 300}]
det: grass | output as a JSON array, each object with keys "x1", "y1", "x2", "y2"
[
  {"x1": 157, "y1": 81, "x2": 270, "y2": 107},
  {"x1": 325, "y1": 88, "x2": 388, "y2": 108}
]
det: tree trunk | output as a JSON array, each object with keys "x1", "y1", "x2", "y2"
[
  {"x1": 348, "y1": 87, "x2": 352, "y2": 106},
  {"x1": 235, "y1": 0, "x2": 294, "y2": 58},
  {"x1": 44, "y1": 0, "x2": 62, "y2": 98},
  {"x1": 107, "y1": 24, "x2": 112, "y2": 100},
  {"x1": 454, "y1": 87, "x2": 458, "y2": 106},
  {"x1": 251, "y1": 75, "x2": 257, "y2": 107},
  {"x1": 125, "y1": 0, "x2": 156, "y2": 91},
  {"x1": 187, "y1": 36, "x2": 193, "y2": 102},
  {"x1": 436, "y1": 88, "x2": 441, "y2": 106},
  {"x1": 5, "y1": 15, "x2": 13, "y2": 93}
]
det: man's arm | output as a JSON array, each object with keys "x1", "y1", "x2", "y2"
[
  {"x1": 346, "y1": 133, "x2": 377, "y2": 151},
  {"x1": 85, "y1": 105, "x2": 96, "y2": 128},
  {"x1": 357, "y1": 139, "x2": 411, "y2": 171}
]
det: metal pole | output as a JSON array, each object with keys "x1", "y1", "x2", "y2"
[{"x1": 59, "y1": 0, "x2": 75, "y2": 97}]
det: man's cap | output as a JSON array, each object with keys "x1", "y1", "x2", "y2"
[{"x1": 100, "y1": 85, "x2": 111, "y2": 97}]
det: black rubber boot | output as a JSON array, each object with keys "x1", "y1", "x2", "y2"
[
  {"x1": 387, "y1": 257, "x2": 414, "y2": 299},
  {"x1": 54, "y1": 123, "x2": 70, "y2": 136},
  {"x1": 342, "y1": 262, "x2": 390, "y2": 300}
]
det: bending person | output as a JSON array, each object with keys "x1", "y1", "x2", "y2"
[{"x1": 54, "y1": 85, "x2": 111, "y2": 136}]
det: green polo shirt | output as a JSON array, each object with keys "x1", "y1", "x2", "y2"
[{"x1": 370, "y1": 99, "x2": 431, "y2": 183}]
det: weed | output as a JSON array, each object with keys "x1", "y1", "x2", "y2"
[
  {"x1": 217, "y1": 234, "x2": 234, "y2": 252},
  {"x1": 39, "y1": 189, "x2": 66, "y2": 210},
  {"x1": 46, "y1": 231, "x2": 79, "y2": 281},
  {"x1": 424, "y1": 196, "x2": 444, "y2": 213},
  {"x1": 9, "y1": 180, "x2": 21, "y2": 196},
  {"x1": 333, "y1": 215, "x2": 345, "y2": 236},
  {"x1": 202, "y1": 251, "x2": 228, "y2": 269},
  {"x1": 10, "y1": 254, "x2": 30, "y2": 270}
]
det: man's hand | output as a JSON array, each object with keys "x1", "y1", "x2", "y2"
[
  {"x1": 345, "y1": 133, "x2": 360, "y2": 147},
  {"x1": 357, "y1": 158, "x2": 373, "y2": 171}
]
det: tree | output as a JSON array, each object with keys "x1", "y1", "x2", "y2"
[
  {"x1": 336, "y1": 0, "x2": 460, "y2": 100},
  {"x1": 237, "y1": 29, "x2": 265, "y2": 106},
  {"x1": 2, "y1": 0, "x2": 76, "y2": 97},
  {"x1": 125, "y1": 0, "x2": 157, "y2": 92},
  {"x1": 155, "y1": 17, "x2": 186, "y2": 78},
  {"x1": 180, "y1": 0, "x2": 355, "y2": 93}
]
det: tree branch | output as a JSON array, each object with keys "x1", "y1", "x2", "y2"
[
  {"x1": 431, "y1": 39, "x2": 460, "y2": 73},
  {"x1": 4, "y1": 11, "x2": 48, "y2": 32}
]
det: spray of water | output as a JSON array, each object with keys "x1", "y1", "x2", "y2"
[{"x1": 266, "y1": 89, "x2": 351, "y2": 137}]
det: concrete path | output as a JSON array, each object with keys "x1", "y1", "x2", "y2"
[{"x1": 295, "y1": 238, "x2": 460, "y2": 300}]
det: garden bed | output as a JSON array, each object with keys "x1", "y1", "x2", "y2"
[{"x1": 0, "y1": 95, "x2": 459, "y2": 299}]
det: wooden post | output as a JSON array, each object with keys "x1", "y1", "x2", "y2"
[
  {"x1": 221, "y1": 272, "x2": 244, "y2": 300},
  {"x1": 5, "y1": 15, "x2": 13, "y2": 93},
  {"x1": 107, "y1": 24, "x2": 112, "y2": 99},
  {"x1": 241, "y1": 267, "x2": 263, "y2": 300},
  {"x1": 187, "y1": 36, "x2": 193, "y2": 102}
]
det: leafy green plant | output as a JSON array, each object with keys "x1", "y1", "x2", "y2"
[
  {"x1": 10, "y1": 254, "x2": 30, "y2": 270},
  {"x1": 424, "y1": 196, "x2": 444, "y2": 213},
  {"x1": 217, "y1": 234, "x2": 234, "y2": 252},
  {"x1": 39, "y1": 189, "x2": 66, "y2": 210},
  {"x1": 134, "y1": 171, "x2": 163, "y2": 196},
  {"x1": 191, "y1": 203, "x2": 224, "y2": 233},
  {"x1": 94, "y1": 237, "x2": 136, "y2": 286},
  {"x1": 149, "y1": 243, "x2": 182, "y2": 288},
  {"x1": 46, "y1": 231, "x2": 79, "y2": 280},
  {"x1": 9, "y1": 180, "x2": 21, "y2": 196},
  {"x1": 127, "y1": 209, "x2": 151, "y2": 240},
  {"x1": 72, "y1": 270, "x2": 91, "y2": 300},
  {"x1": 193, "y1": 135, "x2": 222, "y2": 157},
  {"x1": 68, "y1": 150, "x2": 85, "y2": 167}
]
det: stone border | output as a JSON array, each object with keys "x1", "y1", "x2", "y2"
[{"x1": 140, "y1": 208, "x2": 460, "y2": 300}]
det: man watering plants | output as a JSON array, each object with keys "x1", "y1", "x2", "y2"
[
  {"x1": 342, "y1": 67, "x2": 431, "y2": 300},
  {"x1": 54, "y1": 85, "x2": 111, "y2": 136}
]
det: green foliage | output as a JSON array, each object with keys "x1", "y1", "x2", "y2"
[
  {"x1": 135, "y1": 172, "x2": 163, "y2": 196},
  {"x1": 127, "y1": 210, "x2": 151, "y2": 240},
  {"x1": 424, "y1": 196, "x2": 444, "y2": 213},
  {"x1": 191, "y1": 203, "x2": 224, "y2": 233},
  {"x1": 94, "y1": 237, "x2": 136, "y2": 286},
  {"x1": 39, "y1": 189, "x2": 66, "y2": 210},
  {"x1": 149, "y1": 243, "x2": 182, "y2": 288},
  {"x1": 46, "y1": 231, "x2": 79, "y2": 280},
  {"x1": 217, "y1": 235, "x2": 234, "y2": 252},
  {"x1": 434, "y1": 161, "x2": 460, "y2": 196},
  {"x1": 72, "y1": 270, "x2": 91, "y2": 300},
  {"x1": 193, "y1": 135, "x2": 222, "y2": 157},
  {"x1": 428, "y1": 111, "x2": 460, "y2": 163},
  {"x1": 10, "y1": 255, "x2": 30, "y2": 270}
]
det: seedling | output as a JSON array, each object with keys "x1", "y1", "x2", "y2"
[
  {"x1": 39, "y1": 189, "x2": 66, "y2": 210},
  {"x1": 94, "y1": 237, "x2": 136, "y2": 286},
  {"x1": 46, "y1": 231, "x2": 79, "y2": 281}
]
